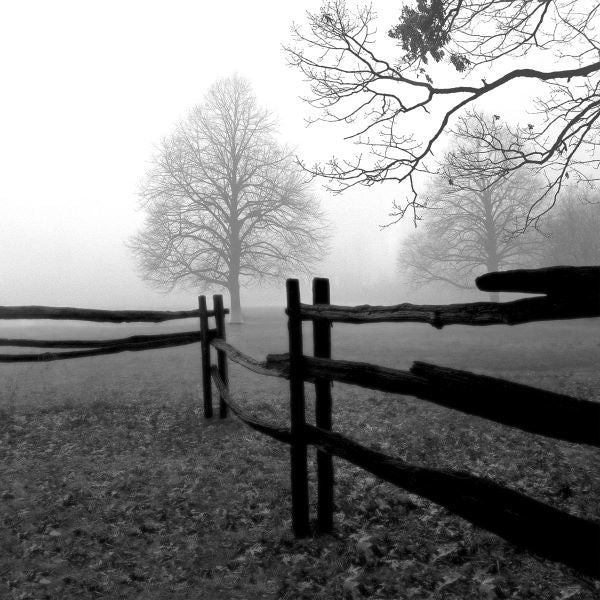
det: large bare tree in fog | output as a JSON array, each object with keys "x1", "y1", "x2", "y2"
[
  {"x1": 542, "y1": 194, "x2": 600, "y2": 266},
  {"x1": 399, "y1": 113, "x2": 542, "y2": 301},
  {"x1": 130, "y1": 75, "x2": 328, "y2": 322},
  {"x1": 286, "y1": 1, "x2": 600, "y2": 226}
]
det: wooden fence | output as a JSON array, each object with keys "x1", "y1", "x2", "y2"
[
  {"x1": 199, "y1": 266, "x2": 600, "y2": 579},
  {"x1": 1, "y1": 268, "x2": 598, "y2": 577},
  {"x1": 0, "y1": 305, "x2": 227, "y2": 421}
]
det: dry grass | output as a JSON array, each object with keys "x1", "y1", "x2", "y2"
[{"x1": 1, "y1": 309, "x2": 599, "y2": 599}]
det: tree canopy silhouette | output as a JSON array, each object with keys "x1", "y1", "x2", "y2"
[{"x1": 130, "y1": 75, "x2": 328, "y2": 322}]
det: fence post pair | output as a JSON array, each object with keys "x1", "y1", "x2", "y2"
[
  {"x1": 198, "y1": 294, "x2": 228, "y2": 420},
  {"x1": 287, "y1": 278, "x2": 334, "y2": 537}
]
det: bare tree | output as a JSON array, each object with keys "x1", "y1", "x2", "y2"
[
  {"x1": 541, "y1": 193, "x2": 600, "y2": 266},
  {"x1": 286, "y1": 1, "x2": 600, "y2": 227},
  {"x1": 398, "y1": 113, "x2": 543, "y2": 300},
  {"x1": 130, "y1": 75, "x2": 328, "y2": 322}
]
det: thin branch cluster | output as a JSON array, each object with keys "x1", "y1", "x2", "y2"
[{"x1": 286, "y1": 0, "x2": 600, "y2": 226}]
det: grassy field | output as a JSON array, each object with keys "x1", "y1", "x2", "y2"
[{"x1": 1, "y1": 308, "x2": 599, "y2": 599}]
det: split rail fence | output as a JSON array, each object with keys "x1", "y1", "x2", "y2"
[
  {"x1": 199, "y1": 266, "x2": 600, "y2": 579},
  {"x1": 0, "y1": 304, "x2": 227, "y2": 392},
  {"x1": 1, "y1": 267, "x2": 598, "y2": 578}
]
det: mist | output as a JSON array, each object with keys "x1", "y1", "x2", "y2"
[{"x1": 0, "y1": 0, "x2": 415, "y2": 312}]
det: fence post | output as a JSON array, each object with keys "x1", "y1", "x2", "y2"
[
  {"x1": 313, "y1": 277, "x2": 334, "y2": 534},
  {"x1": 287, "y1": 278, "x2": 310, "y2": 537},
  {"x1": 213, "y1": 294, "x2": 228, "y2": 419},
  {"x1": 198, "y1": 295, "x2": 213, "y2": 419}
]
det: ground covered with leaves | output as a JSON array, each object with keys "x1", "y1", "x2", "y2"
[{"x1": 1, "y1": 311, "x2": 599, "y2": 599}]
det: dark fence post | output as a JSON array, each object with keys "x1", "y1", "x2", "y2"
[
  {"x1": 213, "y1": 294, "x2": 228, "y2": 419},
  {"x1": 287, "y1": 278, "x2": 310, "y2": 537},
  {"x1": 313, "y1": 277, "x2": 334, "y2": 534},
  {"x1": 199, "y1": 295, "x2": 213, "y2": 419}
]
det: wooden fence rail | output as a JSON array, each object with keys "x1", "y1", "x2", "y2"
[
  {"x1": 263, "y1": 354, "x2": 600, "y2": 448},
  {"x1": 199, "y1": 267, "x2": 600, "y2": 579},
  {"x1": 0, "y1": 305, "x2": 223, "y2": 323},
  {"x1": 0, "y1": 304, "x2": 227, "y2": 363},
  {"x1": 298, "y1": 294, "x2": 600, "y2": 327}
]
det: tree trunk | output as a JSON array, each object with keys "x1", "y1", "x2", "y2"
[{"x1": 228, "y1": 278, "x2": 244, "y2": 323}]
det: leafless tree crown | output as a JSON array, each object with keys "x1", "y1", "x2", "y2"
[
  {"x1": 130, "y1": 75, "x2": 328, "y2": 320},
  {"x1": 399, "y1": 113, "x2": 543, "y2": 296},
  {"x1": 286, "y1": 0, "x2": 600, "y2": 227}
]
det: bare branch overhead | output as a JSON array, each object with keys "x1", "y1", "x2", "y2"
[{"x1": 286, "y1": 0, "x2": 600, "y2": 225}]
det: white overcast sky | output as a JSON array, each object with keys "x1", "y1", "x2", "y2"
[{"x1": 0, "y1": 1, "x2": 532, "y2": 310}]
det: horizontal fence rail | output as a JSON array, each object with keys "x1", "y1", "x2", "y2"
[
  {"x1": 299, "y1": 266, "x2": 600, "y2": 327},
  {"x1": 210, "y1": 338, "x2": 285, "y2": 378},
  {"x1": 298, "y1": 295, "x2": 600, "y2": 327},
  {"x1": 264, "y1": 354, "x2": 600, "y2": 448},
  {"x1": 0, "y1": 330, "x2": 204, "y2": 349},
  {"x1": 302, "y1": 424, "x2": 600, "y2": 579},
  {"x1": 0, "y1": 331, "x2": 212, "y2": 363},
  {"x1": 0, "y1": 300, "x2": 227, "y2": 362},
  {"x1": 0, "y1": 305, "x2": 227, "y2": 323}
]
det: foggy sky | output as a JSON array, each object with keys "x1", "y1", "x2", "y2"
[{"x1": 0, "y1": 1, "x2": 535, "y2": 311}]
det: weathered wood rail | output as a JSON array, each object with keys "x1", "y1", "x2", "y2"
[
  {"x1": 198, "y1": 266, "x2": 600, "y2": 579},
  {"x1": 0, "y1": 305, "x2": 211, "y2": 322},
  {"x1": 0, "y1": 305, "x2": 226, "y2": 363}
]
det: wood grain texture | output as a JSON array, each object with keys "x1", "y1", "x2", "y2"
[
  {"x1": 210, "y1": 338, "x2": 285, "y2": 378},
  {"x1": 298, "y1": 295, "x2": 600, "y2": 327}
]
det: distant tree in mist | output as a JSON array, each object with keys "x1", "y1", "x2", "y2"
[
  {"x1": 541, "y1": 194, "x2": 600, "y2": 266},
  {"x1": 130, "y1": 75, "x2": 328, "y2": 322},
  {"x1": 398, "y1": 113, "x2": 542, "y2": 301}
]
